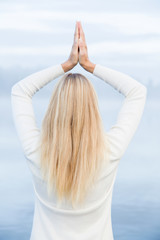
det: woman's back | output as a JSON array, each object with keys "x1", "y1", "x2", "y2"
[
  {"x1": 11, "y1": 61, "x2": 147, "y2": 239},
  {"x1": 29, "y1": 155, "x2": 117, "y2": 239}
]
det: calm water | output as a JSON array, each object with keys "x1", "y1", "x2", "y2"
[{"x1": 0, "y1": 96, "x2": 160, "y2": 240}]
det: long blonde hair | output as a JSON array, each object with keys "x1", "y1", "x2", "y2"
[{"x1": 39, "y1": 72, "x2": 110, "y2": 208}]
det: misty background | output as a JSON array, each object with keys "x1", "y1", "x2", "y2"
[{"x1": 0, "y1": 0, "x2": 160, "y2": 239}]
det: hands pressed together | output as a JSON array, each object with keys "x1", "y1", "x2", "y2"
[{"x1": 61, "y1": 21, "x2": 96, "y2": 73}]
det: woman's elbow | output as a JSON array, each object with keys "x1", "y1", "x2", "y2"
[{"x1": 141, "y1": 84, "x2": 147, "y2": 96}]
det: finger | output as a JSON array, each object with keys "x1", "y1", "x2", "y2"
[
  {"x1": 79, "y1": 22, "x2": 86, "y2": 42},
  {"x1": 74, "y1": 22, "x2": 78, "y2": 43},
  {"x1": 72, "y1": 24, "x2": 79, "y2": 51},
  {"x1": 77, "y1": 21, "x2": 80, "y2": 39}
]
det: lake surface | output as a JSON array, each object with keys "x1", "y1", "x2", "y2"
[{"x1": 0, "y1": 96, "x2": 160, "y2": 240}]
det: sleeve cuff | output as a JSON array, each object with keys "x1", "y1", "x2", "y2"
[
  {"x1": 58, "y1": 64, "x2": 65, "y2": 75},
  {"x1": 93, "y1": 64, "x2": 101, "y2": 76}
]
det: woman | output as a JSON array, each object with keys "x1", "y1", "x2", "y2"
[{"x1": 11, "y1": 21, "x2": 147, "y2": 240}]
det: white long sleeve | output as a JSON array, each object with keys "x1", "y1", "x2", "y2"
[
  {"x1": 11, "y1": 64, "x2": 65, "y2": 159},
  {"x1": 11, "y1": 63, "x2": 147, "y2": 165},
  {"x1": 11, "y1": 63, "x2": 147, "y2": 240},
  {"x1": 93, "y1": 64, "x2": 147, "y2": 161}
]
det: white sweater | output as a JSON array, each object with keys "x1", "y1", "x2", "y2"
[{"x1": 11, "y1": 63, "x2": 147, "y2": 240}]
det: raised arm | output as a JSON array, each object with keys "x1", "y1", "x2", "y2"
[
  {"x1": 93, "y1": 64, "x2": 147, "y2": 161},
  {"x1": 11, "y1": 64, "x2": 65, "y2": 159}
]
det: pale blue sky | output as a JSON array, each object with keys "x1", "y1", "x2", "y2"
[{"x1": 0, "y1": 0, "x2": 160, "y2": 86}]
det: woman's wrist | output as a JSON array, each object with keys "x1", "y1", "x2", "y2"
[
  {"x1": 82, "y1": 60, "x2": 96, "y2": 73},
  {"x1": 61, "y1": 60, "x2": 96, "y2": 73},
  {"x1": 61, "y1": 60, "x2": 75, "y2": 73}
]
